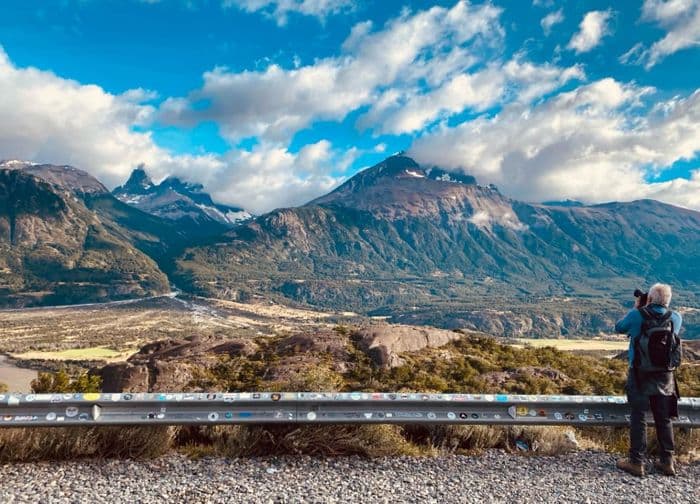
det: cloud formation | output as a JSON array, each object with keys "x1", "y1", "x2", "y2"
[
  {"x1": 160, "y1": 1, "x2": 584, "y2": 142},
  {"x1": 568, "y1": 10, "x2": 614, "y2": 53},
  {"x1": 1, "y1": 1, "x2": 699, "y2": 216},
  {"x1": 622, "y1": 0, "x2": 700, "y2": 68},
  {"x1": 541, "y1": 8, "x2": 564, "y2": 36},
  {"x1": 410, "y1": 78, "x2": 700, "y2": 210},
  {"x1": 0, "y1": 46, "x2": 343, "y2": 213},
  {"x1": 223, "y1": 0, "x2": 355, "y2": 25}
]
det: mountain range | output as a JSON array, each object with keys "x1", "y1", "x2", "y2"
[
  {"x1": 113, "y1": 166, "x2": 251, "y2": 233},
  {"x1": 173, "y1": 155, "x2": 700, "y2": 337},
  {"x1": 1, "y1": 155, "x2": 698, "y2": 337}
]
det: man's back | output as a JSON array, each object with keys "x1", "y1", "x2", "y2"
[{"x1": 615, "y1": 304, "x2": 682, "y2": 368}]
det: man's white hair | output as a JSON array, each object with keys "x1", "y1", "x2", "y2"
[{"x1": 648, "y1": 283, "x2": 673, "y2": 307}]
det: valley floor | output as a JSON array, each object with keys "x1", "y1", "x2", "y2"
[{"x1": 0, "y1": 451, "x2": 697, "y2": 504}]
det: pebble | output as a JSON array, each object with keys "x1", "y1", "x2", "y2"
[{"x1": 0, "y1": 450, "x2": 697, "y2": 503}]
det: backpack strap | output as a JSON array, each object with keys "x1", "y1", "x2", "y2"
[{"x1": 639, "y1": 307, "x2": 673, "y2": 322}]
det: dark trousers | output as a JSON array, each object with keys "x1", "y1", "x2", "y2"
[{"x1": 626, "y1": 373, "x2": 675, "y2": 464}]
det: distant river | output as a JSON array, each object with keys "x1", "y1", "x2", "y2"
[{"x1": 0, "y1": 355, "x2": 37, "y2": 392}]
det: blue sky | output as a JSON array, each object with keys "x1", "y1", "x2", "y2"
[{"x1": 0, "y1": 0, "x2": 699, "y2": 213}]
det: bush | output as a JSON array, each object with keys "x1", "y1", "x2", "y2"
[{"x1": 31, "y1": 369, "x2": 101, "y2": 393}]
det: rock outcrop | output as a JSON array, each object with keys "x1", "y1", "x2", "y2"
[
  {"x1": 353, "y1": 324, "x2": 462, "y2": 368},
  {"x1": 95, "y1": 335, "x2": 259, "y2": 392}
]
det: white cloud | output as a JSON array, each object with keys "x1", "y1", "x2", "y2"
[
  {"x1": 627, "y1": 0, "x2": 700, "y2": 68},
  {"x1": 0, "y1": 45, "x2": 165, "y2": 187},
  {"x1": 160, "y1": 2, "x2": 506, "y2": 141},
  {"x1": 541, "y1": 8, "x2": 564, "y2": 36},
  {"x1": 0, "y1": 46, "x2": 345, "y2": 214},
  {"x1": 223, "y1": 0, "x2": 355, "y2": 25},
  {"x1": 409, "y1": 79, "x2": 700, "y2": 211},
  {"x1": 210, "y1": 142, "x2": 343, "y2": 213},
  {"x1": 161, "y1": 1, "x2": 583, "y2": 140},
  {"x1": 359, "y1": 57, "x2": 584, "y2": 135},
  {"x1": 567, "y1": 10, "x2": 614, "y2": 53}
]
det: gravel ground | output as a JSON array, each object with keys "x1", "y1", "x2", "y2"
[{"x1": 0, "y1": 451, "x2": 698, "y2": 504}]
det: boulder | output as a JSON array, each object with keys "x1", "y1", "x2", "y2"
[
  {"x1": 354, "y1": 324, "x2": 461, "y2": 368},
  {"x1": 97, "y1": 362, "x2": 149, "y2": 392}
]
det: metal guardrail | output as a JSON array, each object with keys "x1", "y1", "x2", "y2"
[{"x1": 1, "y1": 393, "x2": 699, "y2": 428}]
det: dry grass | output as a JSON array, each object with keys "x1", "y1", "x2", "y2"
[
  {"x1": 404, "y1": 424, "x2": 581, "y2": 455},
  {"x1": 1, "y1": 423, "x2": 697, "y2": 463},
  {"x1": 178, "y1": 424, "x2": 426, "y2": 458},
  {"x1": 511, "y1": 339, "x2": 629, "y2": 352},
  {"x1": 0, "y1": 426, "x2": 176, "y2": 463},
  {"x1": 577, "y1": 426, "x2": 700, "y2": 463},
  {"x1": 11, "y1": 346, "x2": 139, "y2": 362},
  {"x1": 0, "y1": 296, "x2": 342, "y2": 355}
]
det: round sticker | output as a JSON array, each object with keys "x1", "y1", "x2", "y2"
[
  {"x1": 306, "y1": 411, "x2": 317, "y2": 421},
  {"x1": 46, "y1": 412, "x2": 57, "y2": 421},
  {"x1": 65, "y1": 406, "x2": 79, "y2": 418},
  {"x1": 208, "y1": 412, "x2": 219, "y2": 421},
  {"x1": 83, "y1": 393, "x2": 100, "y2": 401}
]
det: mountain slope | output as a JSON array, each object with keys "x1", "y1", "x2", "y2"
[
  {"x1": 173, "y1": 154, "x2": 700, "y2": 337},
  {"x1": 1, "y1": 159, "x2": 209, "y2": 274},
  {"x1": 0, "y1": 160, "x2": 109, "y2": 195},
  {"x1": 0, "y1": 169, "x2": 170, "y2": 307},
  {"x1": 113, "y1": 167, "x2": 251, "y2": 233}
]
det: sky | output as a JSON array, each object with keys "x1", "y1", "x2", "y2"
[{"x1": 0, "y1": 0, "x2": 699, "y2": 214}]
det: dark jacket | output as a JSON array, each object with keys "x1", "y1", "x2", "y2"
[{"x1": 615, "y1": 304, "x2": 682, "y2": 398}]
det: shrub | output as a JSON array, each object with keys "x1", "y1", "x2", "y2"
[{"x1": 31, "y1": 369, "x2": 101, "y2": 394}]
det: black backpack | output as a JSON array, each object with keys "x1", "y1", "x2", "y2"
[{"x1": 633, "y1": 307, "x2": 682, "y2": 372}]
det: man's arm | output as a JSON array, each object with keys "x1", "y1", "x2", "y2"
[
  {"x1": 615, "y1": 309, "x2": 638, "y2": 335},
  {"x1": 672, "y1": 311, "x2": 683, "y2": 335}
]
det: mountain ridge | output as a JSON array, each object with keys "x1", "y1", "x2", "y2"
[
  {"x1": 113, "y1": 167, "x2": 252, "y2": 230},
  {"x1": 173, "y1": 154, "x2": 700, "y2": 337}
]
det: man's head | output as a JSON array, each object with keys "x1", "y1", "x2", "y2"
[{"x1": 647, "y1": 283, "x2": 673, "y2": 307}]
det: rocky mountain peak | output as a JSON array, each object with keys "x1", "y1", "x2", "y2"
[
  {"x1": 117, "y1": 165, "x2": 154, "y2": 195},
  {"x1": 112, "y1": 168, "x2": 251, "y2": 229},
  {"x1": 309, "y1": 154, "x2": 494, "y2": 220},
  {"x1": 160, "y1": 176, "x2": 204, "y2": 194}
]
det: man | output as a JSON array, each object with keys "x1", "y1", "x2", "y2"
[{"x1": 614, "y1": 283, "x2": 682, "y2": 477}]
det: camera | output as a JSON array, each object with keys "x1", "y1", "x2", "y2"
[{"x1": 634, "y1": 289, "x2": 648, "y2": 307}]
